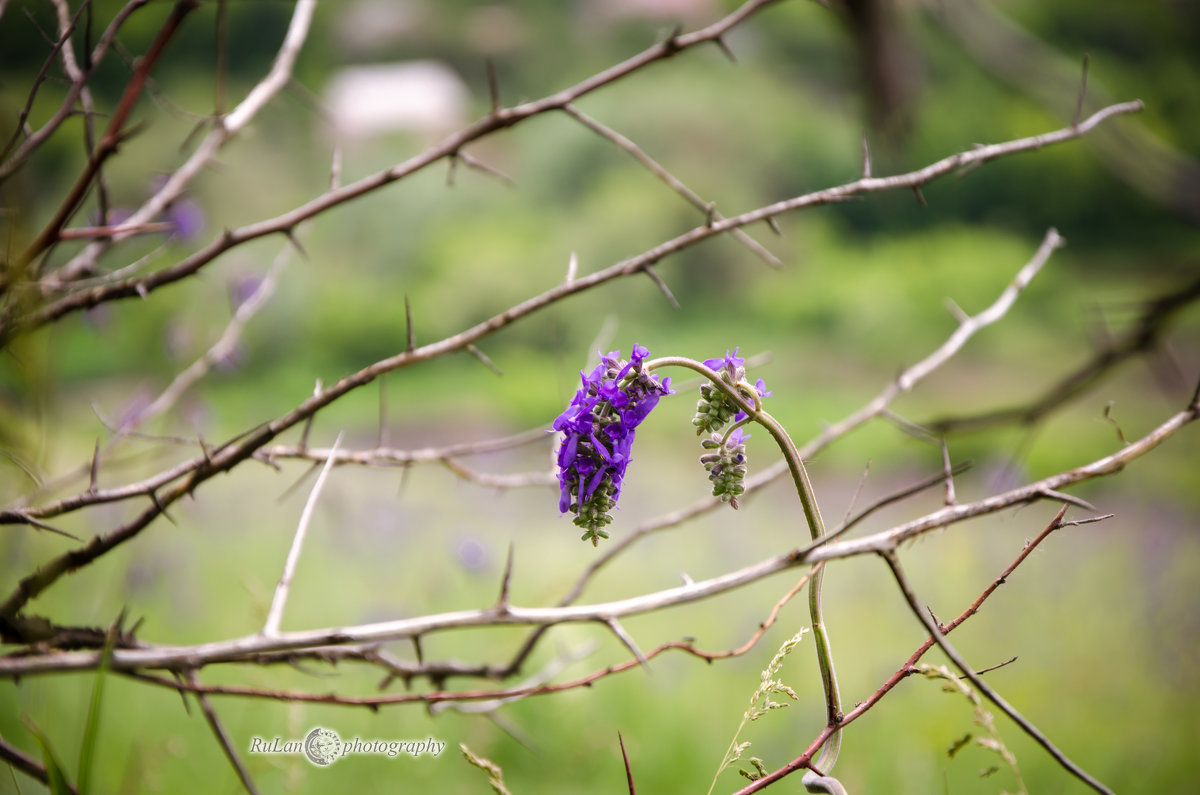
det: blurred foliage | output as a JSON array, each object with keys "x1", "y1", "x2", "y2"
[{"x1": 1, "y1": 0, "x2": 1198, "y2": 793}]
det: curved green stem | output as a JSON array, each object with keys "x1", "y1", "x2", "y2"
[{"x1": 647, "y1": 357, "x2": 843, "y2": 782}]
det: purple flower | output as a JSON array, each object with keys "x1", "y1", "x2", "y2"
[
  {"x1": 554, "y1": 345, "x2": 672, "y2": 544},
  {"x1": 703, "y1": 347, "x2": 745, "y2": 374},
  {"x1": 693, "y1": 347, "x2": 769, "y2": 435}
]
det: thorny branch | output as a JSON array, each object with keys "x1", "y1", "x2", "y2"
[
  {"x1": 0, "y1": 1, "x2": 1194, "y2": 792},
  {"x1": 1, "y1": 385, "x2": 1194, "y2": 676},
  {"x1": 2, "y1": 0, "x2": 782, "y2": 339},
  {"x1": 734, "y1": 506, "x2": 1103, "y2": 794}
]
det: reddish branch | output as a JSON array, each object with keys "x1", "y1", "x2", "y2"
[
  {"x1": 120, "y1": 570, "x2": 817, "y2": 706},
  {"x1": 15, "y1": 0, "x2": 199, "y2": 269},
  {"x1": 733, "y1": 505, "x2": 1084, "y2": 794}
]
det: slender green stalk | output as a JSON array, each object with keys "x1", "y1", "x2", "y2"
[{"x1": 647, "y1": 357, "x2": 843, "y2": 783}]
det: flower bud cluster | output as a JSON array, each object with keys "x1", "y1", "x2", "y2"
[
  {"x1": 692, "y1": 349, "x2": 748, "y2": 435},
  {"x1": 700, "y1": 428, "x2": 750, "y2": 509},
  {"x1": 695, "y1": 348, "x2": 771, "y2": 507}
]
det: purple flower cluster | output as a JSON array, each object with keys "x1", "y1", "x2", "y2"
[
  {"x1": 554, "y1": 345, "x2": 673, "y2": 545},
  {"x1": 695, "y1": 348, "x2": 770, "y2": 507},
  {"x1": 693, "y1": 347, "x2": 771, "y2": 435}
]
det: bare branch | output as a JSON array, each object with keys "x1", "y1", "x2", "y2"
[
  {"x1": 926, "y1": 275, "x2": 1200, "y2": 433},
  {"x1": 263, "y1": 433, "x2": 342, "y2": 637},
  {"x1": 563, "y1": 103, "x2": 781, "y2": 267},
  {"x1": 186, "y1": 672, "x2": 259, "y2": 794},
  {"x1": 880, "y1": 548, "x2": 1113, "y2": 794},
  {"x1": 738, "y1": 506, "x2": 1086, "y2": 793},
  {"x1": 2, "y1": 395, "x2": 1189, "y2": 676},
  {"x1": 38, "y1": 0, "x2": 318, "y2": 291},
  {"x1": 258, "y1": 426, "x2": 549, "y2": 468},
  {"x1": 9, "y1": 38, "x2": 1138, "y2": 344}
]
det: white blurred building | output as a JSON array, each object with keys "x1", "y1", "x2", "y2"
[{"x1": 323, "y1": 61, "x2": 470, "y2": 141}]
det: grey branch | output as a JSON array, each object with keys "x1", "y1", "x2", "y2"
[
  {"x1": 1, "y1": 389, "x2": 1192, "y2": 677},
  {"x1": 263, "y1": 433, "x2": 342, "y2": 637}
]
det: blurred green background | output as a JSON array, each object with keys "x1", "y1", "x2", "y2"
[{"x1": 1, "y1": 0, "x2": 1198, "y2": 792}]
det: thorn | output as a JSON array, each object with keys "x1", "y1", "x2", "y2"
[
  {"x1": 912, "y1": 185, "x2": 927, "y2": 208},
  {"x1": 663, "y1": 24, "x2": 684, "y2": 53},
  {"x1": 276, "y1": 460, "x2": 320, "y2": 504},
  {"x1": 566, "y1": 251, "x2": 578, "y2": 283},
  {"x1": 1039, "y1": 488, "x2": 1096, "y2": 512},
  {"x1": 485, "y1": 58, "x2": 502, "y2": 116},
  {"x1": 861, "y1": 135, "x2": 872, "y2": 179},
  {"x1": 765, "y1": 216, "x2": 782, "y2": 236},
  {"x1": 466, "y1": 344, "x2": 503, "y2": 376},
  {"x1": 89, "y1": 438, "x2": 100, "y2": 494},
  {"x1": 404, "y1": 295, "x2": 415, "y2": 353},
  {"x1": 282, "y1": 228, "x2": 308, "y2": 260},
  {"x1": 642, "y1": 265, "x2": 679, "y2": 309},
  {"x1": 495, "y1": 543, "x2": 515, "y2": 611},
  {"x1": 136, "y1": 282, "x2": 148, "y2": 299},
  {"x1": 446, "y1": 152, "x2": 459, "y2": 187},
  {"x1": 197, "y1": 433, "x2": 213, "y2": 465},
  {"x1": 941, "y1": 439, "x2": 956, "y2": 507},
  {"x1": 704, "y1": 202, "x2": 717, "y2": 228},
  {"x1": 377, "y1": 378, "x2": 388, "y2": 449},
  {"x1": 24, "y1": 515, "x2": 81, "y2": 541},
  {"x1": 945, "y1": 297, "x2": 970, "y2": 324},
  {"x1": 1103, "y1": 401, "x2": 1128, "y2": 445},
  {"x1": 457, "y1": 150, "x2": 516, "y2": 187},
  {"x1": 679, "y1": 571, "x2": 694, "y2": 586},
  {"x1": 1073, "y1": 54, "x2": 1090, "y2": 127},
  {"x1": 618, "y1": 732, "x2": 637, "y2": 795},
  {"x1": 926, "y1": 605, "x2": 942, "y2": 630},
  {"x1": 605, "y1": 618, "x2": 649, "y2": 672},
  {"x1": 149, "y1": 489, "x2": 176, "y2": 526},
  {"x1": 411, "y1": 635, "x2": 424, "y2": 665},
  {"x1": 972, "y1": 655, "x2": 1018, "y2": 677},
  {"x1": 330, "y1": 143, "x2": 343, "y2": 191},
  {"x1": 1059, "y1": 513, "x2": 1115, "y2": 527},
  {"x1": 714, "y1": 35, "x2": 737, "y2": 63}
]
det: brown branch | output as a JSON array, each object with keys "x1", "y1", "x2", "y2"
[
  {"x1": 16, "y1": 0, "x2": 200, "y2": 268},
  {"x1": 0, "y1": 732, "x2": 79, "y2": 794},
  {"x1": 735, "y1": 506, "x2": 1087, "y2": 794},
  {"x1": 12, "y1": 33, "x2": 1138, "y2": 350},
  {"x1": 926, "y1": 275, "x2": 1200, "y2": 433},
  {"x1": 186, "y1": 672, "x2": 259, "y2": 794},
  {"x1": 562, "y1": 103, "x2": 781, "y2": 268},
  {"x1": 878, "y1": 549, "x2": 1113, "y2": 794},
  {"x1": 6, "y1": 0, "x2": 787, "y2": 340},
  {"x1": 0, "y1": 0, "x2": 86, "y2": 163},
  {"x1": 0, "y1": 0, "x2": 150, "y2": 182}
]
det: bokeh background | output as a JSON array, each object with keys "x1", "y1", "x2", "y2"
[{"x1": 1, "y1": 0, "x2": 1198, "y2": 792}]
